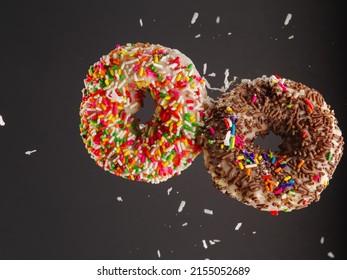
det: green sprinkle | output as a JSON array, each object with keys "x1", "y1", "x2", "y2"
[
  {"x1": 270, "y1": 151, "x2": 273, "y2": 158},
  {"x1": 288, "y1": 191, "x2": 296, "y2": 195},
  {"x1": 189, "y1": 77, "x2": 193, "y2": 83},
  {"x1": 147, "y1": 175, "x2": 153, "y2": 179},
  {"x1": 107, "y1": 145, "x2": 111, "y2": 149},
  {"x1": 183, "y1": 124, "x2": 192, "y2": 131},
  {"x1": 286, "y1": 104, "x2": 292, "y2": 108},
  {"x1": 119, "y1": 74, "x2": 124, "y2": 80},
  {"x1": 192, "y1": 122, "x2": 199, "y2": 127},
  {"x1": 208, "y1": 140, "x2": 214, "y2": 144},
  {"x1": 159, "y1": 93, "x2": 167, "y2": 98},
  {"x1": 168, "y1": 138, "x2": 174, "y2": 143},
  {"x1": 187, "y1": 63, "x2": 193, "y2": 71},
  {"x1": 88, "y1": 67, "x2": 93, "y2": 75},
  {"x1": 111, "y1": 65, "x2": 118, "y2": 70},
  {"x1": 327, "y1": 151, "x2": 332, "y2": 161}
]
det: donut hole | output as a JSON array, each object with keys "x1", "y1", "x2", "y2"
[
  {"x1": 133, "y1": 90, "x2": 156, "y2": 125},
  {"x1": 254, "y1": 131, "x2": 283, "y2": 152}
]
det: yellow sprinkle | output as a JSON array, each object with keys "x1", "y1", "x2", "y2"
[
  {"x1": 109, "y1": 69, "x2": 114, "y2": 76},
  {"x1": 165, "y1": 96, "x2": 171, "y2": 100},
  {"x1": 102, "y1": 138, "x2": 109, "y2": 142},
  {"x1": 154, "y1": 55, "x2": 159, "y2": 63},
  {"x1": 163, "y1": 162, "x2": 169, "y2": 167},
  {"x1": 284, "y1": 176, "x2": 291, "y2": 181},
  {"x1": 226, "y1": 107, "x2": 232, "y2": 112},
  {"x1": 324, "y1": 180, "x2": 328, "y2": 186},
  {"x1": 124, "y1": 150, "x2": 130, "y2": 157},
  {"x1": 176, "y1": 74, "x2": 182, "y2": 81},
  {"x1": 116, "y1": 148, "x2": 120, "y2": 153},
  {"x1": 238, "y1": 162, "x2": 244, "y2": 170},
  {"x1": 190, "y1": 83, "x2": 196, "y2": 89},
  {"x1": 258, "y1": 155, "x2": 263, "y2": 161},
  {"x1": 139, "y1": 67, "x2": 144, "y2": 76},
  {"x1": 254, "y1": 158, "x2": 259, "y2": 164},
  {"x1": 231, "y1": 137, "x2": 235, "y2": 149},
  {"x1": 169, "y1": 122, "x2": 173, "y2": 131},
  {"x1": 101, "y1": 104, "x2": 106, "y2": 110},
  {"x1": 221, "y1": 144, "x2": 225, "y2": 149},
  {"x1": 105, "y1": 80, "x2": 110, "y2": 86},
  {"x1": 98, "y1": 114, "x2": 104, "y2": 119},
  {"x1": 117, "y1": 69, "x2": 122, "y2": 75},
  {"x1": 177, "y1": 120, "x2": 183, "y2": 127},
  {"x1": 185, "y1": 76, "x2": 189, "y2": 81},
  {"x1": 115, "y1": 114, "x2": 119, "y2": 119},
  {"x1": 189, "y1": 114, "x2": 195, "y2": 122},
  {"x1": 130, "y1": 174, "x2": 134, "y2": 180},
  {"x1": 117, "y1": 106, "x2": 123, "y2": 110},
  {"x1": 184, "y1": 139, "x2": 188, "y2": 146},
  {"x1": 107, "y1": 114, "x2": 113, "y2": 121},
  {"x1": 134, "y1": 150, "x2": 138, "y2": 155},
  {"x1": 136, "y1": 81, "x2": 142, "y2": 87},
  {"x1": 237, "y1": 156, "x2": 245, "y2": 160},
  {"x1": 166, "y1": 119, "x2": 173, "y2": 125}
]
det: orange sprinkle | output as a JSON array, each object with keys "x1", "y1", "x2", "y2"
[
  {"x1": 297, "y1": 160, "x2": 305, "y2": 169},
  {"x1": 265, "y1": 185, "x2": 270, "y2": 192},
  {"x1": 274, "y1": 167, "x2": 282, "y2": 173},
  {"x1": 246, "y1": 168, "x2": 251, "y2": 176},
  {"x1": 306, "y1": 106, "x2": 313, "y2": 114},
  {"x1": 175, "y1": 104, "x2": 183, "y2": 113},
  {"x1": 266, "y1": 180, "x2": 277, "y2": 186}
]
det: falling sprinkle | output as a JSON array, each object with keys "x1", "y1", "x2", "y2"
[
  {"x1": 208, "y1": 72, "x2": 216, "y2": 77},
  {"x1": 202, "y1": 239, "x2": 208, "y2": 249},
  {"x1": 228, "y1": 32, "x2": 232, "y2": 35},
  {"x1": 203, "y1": 63, "x2": 207, "y2": 75},
  {"x1": 195, "y1": 34, "x2": 201, "y2": 38},
  {"x1": 205, "y1": 69, "x2": 236, "y2": 92},
  {"x1": 284, "y1": 13, "x2": 292, "y2": 25},
  {"x1": 25, "y1": 150, "x2": 37, "y2": 155},
  {"x1": 0, "y1": 115, "x2": 5, "y2": 126},
  {"x1": 139, "y1": 18, "x2": 143, "y2": 27},
  {"x1": 157, "y1": 250, "x2": 161, "y2": 258},
  {"x1": 203, "y1": 209, "x2": 213, "y2": 215},
  {"x1": 288, "y1": 35, "x2": 294, "y2": 40},
  {"x1": 178, "y1": 200, "x2": 186, "y2": 213},
  {"x1": 191, "y1": 12, "x2": 199, "y2": 24},
  {"x1": 182, "y1": 222, "x2": 188, "y2": 227},
  {"x1": 216, "y1": 16, "x2": 220, "y2": 24},
  {"x1": 252, "y1": 231, "x2": 256, "y2": 234},
  {"x1": 167, "y1": 187, "x2": 173, "y2": 195},
  {"x1": 235, "y1": 222, "x2": 242, "y2": 231},
  {"x1": 116, "y1": 196, "x2": 123, "y2": 202},
  {"x1": 320, "y1": 236, "x2": 325, "y2": 244},
  {"x1": 327, "y1": 252, "x2": 335, "y2": 259}
]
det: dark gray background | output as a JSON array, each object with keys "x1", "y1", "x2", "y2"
[{"x1": 0, "y1": 0, "x2": 346, "y2": 260}]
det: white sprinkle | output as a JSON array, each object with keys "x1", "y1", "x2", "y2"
[
  {"x1": 178, "y1": 200, "x2": 186, "y2": 213},
  {"x1": 208, "y1": 72, "x2": 216, "y2": 77},
  {"x1": 191, "y1": 12, "x2": 199, "y2": 24},
  {"x1": 223, "y1": 69, "x2": 233, "y2": 91},
  {"x1": 167, "y1": 187, "x2": 173, "y2": 196},
  {"x1": 228, "y1": 32, "x2": 232, "y2": 35},
  {"x1": 203, "y1": 63, "x2": 207, "y2": 75},
  {"x1": 0, "y1": 115, "x2": 5, "y2": 126},
  {"x1": 320, "y1": 236, "x2": 325, "y2": 244},
  {"x1": 245, "y1": 164, "x2": 257, "y2": 169},
  {"x1": 223, "y1": 131, "x2": 231, "y2": 146},
  {"x1": 288, "y1": 35, "x2": 294, "y2": 40},
  {"x1": 235, "y1": 222, "x2": 242, "y2": 231},
  {"x1": 216, "y1": 16, "x2": 220, "y2": 24},
  {"x1": 195, "y1": 34, "x2": 201, "y2": 38},
  {"x1": 202, "y1": 239, "x2": 208, "y2": 249},
  {"x1": 327, "y1": 252, "x2": 335, "y2": 259},
  {"x1": 284, "y1": 13, "x2": 292, "y2": 25},
  {"x1": 157, "y1": 249, "x2": 161, "y2": 258},
  {"x1": 252, "y1": 231, "x2": 257, "y2": 234},
  {"x1": 209, "y1": 240, "x2": 215, "y2": 245},
  {"x1": 139, "y1": 18, "x2": 143, "y2": 27},
  {"x1": 117, "y1": 196, "x2": 123, "y2": 202},
  {"x1": 203, "y1": 209, "x2": 213, "y2": 215},
  {"x1": 182, "y1": 222, "x2": 188, "y2": 227},
  {"x1": 25, "y1": 150, "x2": 37, "y2": 155}
]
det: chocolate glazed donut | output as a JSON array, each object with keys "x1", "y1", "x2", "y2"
[{"x1": 202, "y1": 75, "x2": 344, "y2": 213}]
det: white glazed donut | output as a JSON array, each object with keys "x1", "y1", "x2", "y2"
[
  {"x1": 202, "y1": 75, "x2": 344, "y2": 213},
  {"x1": 79, "y1": 43, "x2": 210, "y2": 183}
]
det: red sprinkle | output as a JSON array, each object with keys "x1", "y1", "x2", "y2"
[
  {"x1": 262, "y1": 174, "x2": 272, "y2": 180},
  {"x1": 224, "y1": 118, "x2": 230, "y2": 129},
  {"x1": 302, "y1": 131, "x2": 307, "y2": 138},
  {"x1": 305, "y1": 99, "x2": 314, "y2": 110},
  {"x1": 270, "y1": 210, "x2": 279, "y2": 216}
]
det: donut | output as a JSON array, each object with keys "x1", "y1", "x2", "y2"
[
  {"x1": 79, "y1": 42, "x2": 210, "y2": 183},
  {"x1": 202, "y1": 75, "x2": 344, "y2": 213}
]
